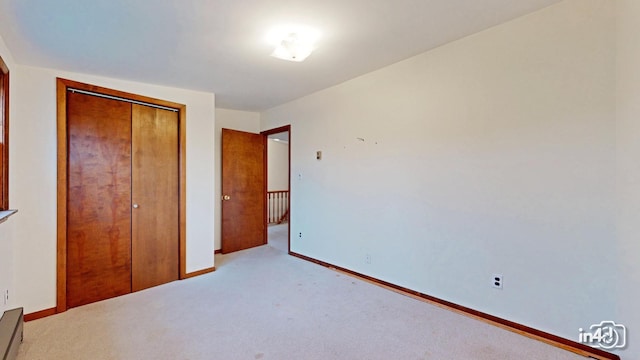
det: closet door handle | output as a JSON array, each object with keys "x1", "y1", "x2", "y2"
[{"x1": 132, "y1": 203, "x2": 140, "y2": 209}]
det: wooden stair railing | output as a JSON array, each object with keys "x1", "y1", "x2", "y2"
[{"x1": 267, "y1": 190, "x2": 289, "y2": 224}]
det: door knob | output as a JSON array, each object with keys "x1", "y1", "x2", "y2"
[
  {"x1": 222, "y1": 195, "x2": 231, "y2": 201},
  {"x1": 132, "y1": 203, "x2": 140, "y2": 209}
]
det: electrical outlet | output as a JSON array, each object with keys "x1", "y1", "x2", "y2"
[
  {"x1": 298, "y1": 232, "x2": 302, "y2": 238},
  {"x1": 365, "y1": 254, "x2": 371, "y2": 264},
  {"x1": 492, "y1": 274, "x2": 503, "y2": 289}
]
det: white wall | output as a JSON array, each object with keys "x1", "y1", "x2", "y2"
[
  {"x1": 214, "y1": 108, "x2": 260, "y2": 250},
  {"x1": 616, "y1": 1, "x2": 640, "y2": 359},
  {"x1": 0, "y1": 34, "x2": 17, "y2": 314},
  {"x1": 10, "y1": 65, "x2": 216, "y2": 314},
  {"x1": 268, "y1": 139, "x2": 289, "y2": 191},
  {"x1": 262, "y1": 0, "x2": 618, "y2": 350}
]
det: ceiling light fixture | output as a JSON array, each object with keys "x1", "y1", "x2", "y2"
[{"x1": 268, "y1": 25, "x2": 320, "y2": 62}]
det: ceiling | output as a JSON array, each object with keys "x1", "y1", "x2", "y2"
[
  {"x1": 0, "y1": 0, "x2": 561, "y2": 111},
  {"x1": 268, "y1": 132, "x2": 289, "y2": 143}
]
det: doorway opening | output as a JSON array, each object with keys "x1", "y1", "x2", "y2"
[
  {"x1": 263, "y1": 126, "x2": 291, "y2": 254},
  {"x1": 219, "y1": 125, "x2": 290, "y2": 256}
]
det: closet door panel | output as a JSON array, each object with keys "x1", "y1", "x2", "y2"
[
  {"x1": 67, "y1": 92, "x2": 132, "y2": 308},
  {"x1": 131, "y1": 104, "x2": 179, "y2": 291}
]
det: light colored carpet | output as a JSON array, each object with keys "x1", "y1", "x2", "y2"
[{"x1": 17, "y1": 224, "x2": 583, "y2": 360}]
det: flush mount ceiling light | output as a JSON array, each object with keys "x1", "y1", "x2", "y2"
[{"x1": 267, "y1": 25, "x2": 320, "y2": 62}]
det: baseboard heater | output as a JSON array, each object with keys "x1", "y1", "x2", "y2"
[{"x1": 0, "y1": 308, "x2": 23, "y2": 360}]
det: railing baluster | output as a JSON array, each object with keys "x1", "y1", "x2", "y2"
[{"x1": 267, "y1": 190, "x2": 289, "y2": 224}]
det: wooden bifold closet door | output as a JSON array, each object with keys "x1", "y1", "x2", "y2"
[
  {"x1": 131, "y1": 104, "x2": 179, "y2": 291},
  {"x1": 66, "y1": 91, "x2": 179, "y2": 308}
]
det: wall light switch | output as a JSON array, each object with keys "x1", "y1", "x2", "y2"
[{"x1": 316, "y1": 151, "x2": 322, "y2": 160}]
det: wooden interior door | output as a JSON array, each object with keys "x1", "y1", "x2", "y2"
[
  {"x1": 131, "y1": 104, "x2": 179, "y2": 291},
  {"x1": 66, "y1": 91, "x2": 181, "y2": 308},
  {"x1": 221, "y1": 128, "x2": 266, "y2": 253},
  {"x1": 66, "y1": 92, "x2": 133, "y2": 308}
]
